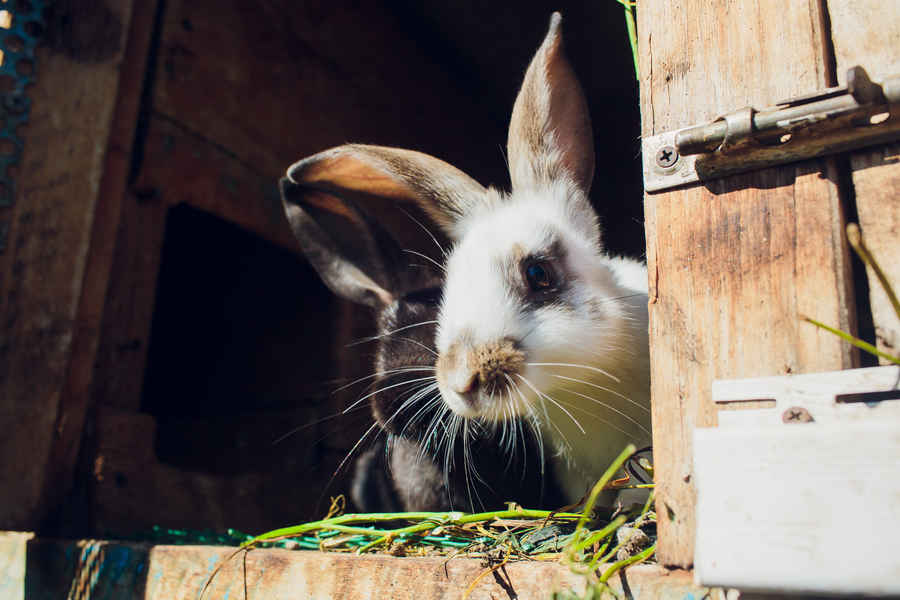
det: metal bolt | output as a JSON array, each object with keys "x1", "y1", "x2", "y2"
[
  {"x1": 655, "y1": 145, "x2": 678, "y2": 168},
  {"x1": 782, "y1": 406, "x2": 814, "y2": 423}
]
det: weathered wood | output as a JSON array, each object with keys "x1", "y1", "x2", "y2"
[
  {"x1": 694, "y1": 420, "x2": 900, "y2": 595},
  {"x1": 90, "y1": 114, "x2": 298, "y2": 413},
  {"x1": 638, "y1": 1, "x2": 854, "y2": 567},
  {"x1": 0, "y1": 1, "x2": 146, "y2": 530},
  {"x1": 828, "y1": 0, "x2": 900, "y2": 363},
  {"x1": 0, "y1": 533, "x2": 702, "y2": 600},
  {"x1": 712, "y1": 364, "x2": 900, "y2": 427},
  {"x1": 92, "y1": 406, "x2": 356, "y2": 537},
  {"x1": 151, "y1": 0, "x2": 506, "y2": 186}
]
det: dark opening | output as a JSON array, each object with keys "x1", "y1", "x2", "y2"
[{"x1": 141, "y1": 204, "x2": 338, "y2": 475}]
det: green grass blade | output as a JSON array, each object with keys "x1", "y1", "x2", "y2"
[{"x1": 803, "y1": 316, "x2": 900, "y2": 365}]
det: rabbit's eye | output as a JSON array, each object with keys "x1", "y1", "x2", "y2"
[{"x1": 524, "y1": 260, "x2": 554, "y2": 291}]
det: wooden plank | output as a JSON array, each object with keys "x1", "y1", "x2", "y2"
[
  {"x1": 0, "y1": 1, "x2": 144, "y2": 530},
  {"x1": 0, "y1": 532, "x2": 31, "y2": 600},
  {"x1": 90, "y1": 113, "x2": 298, "y2": 412},
  {"x1": 827, "y1": 0, "x2": 900, "y2": 363},
  {"x1": 713, "y1": 364, "x2": 900, "y2": 427},
  {"x1": 0, "y1": 534, "x2": 702, "y2": 600},
  {"x1": 694, "y1": 421, "x2": 900, "y2": 595},
  {"x1": 637, "y1": 1, "x2": 854, "y2": 567},
  {"x1": 91, "y1": 407, "x2": 336, "y2": 537},
  {"x1": 151, "y1": 0, "x2": 507, "y2": 186}
]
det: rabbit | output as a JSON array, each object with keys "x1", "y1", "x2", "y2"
[
  {"x1": 278, "y1": 180, "x2": 561, "y2": 512},
  {"x1": 281, "y1": 12, "x2": 651, "y2": 507}
]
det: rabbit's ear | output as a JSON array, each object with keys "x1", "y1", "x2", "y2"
[
  {"x1": 507, "y1": 12, "x2": 595, "y2": 194},
  {"x1": 287, "y1": 144, "x2": 487, "y2": 239},
  {"x1": 280, "y1": 177, "x2": 404, "y2": 307}
]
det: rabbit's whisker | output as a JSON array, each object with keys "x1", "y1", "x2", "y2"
[
  {"x1": 527, "y1": 362, "x2": 621, "y2": 383},
  {"x1": 347, "y1": 320, "x2": 439, "y2": 346},
  {"x1": 516, "y1": 373, "x2": 585, "y2": 436},
  {"x1": 270, "y1": 403, "x2": 372, "y2": 445},
  {"x1": 403, "y1": 249, "x2": 446, "y2": 274},
  {"x1": 395, "y1": 337, "x2": 439, "y2": 357},
  {"x1": 343, "y1": 376, "x2": 437, "y2": 414},
  {"x1": 399, "y1": 207, "x2": 449, "y2": 259},
  {"x1": 550, "y1": 374, "x2": 650, "y2": 415},
  {"x1": 560, "y1": 388, "x2": 650, "y2": 436},
  {"x1": 333, "y1": 366, "x2": 436, "y2": 394},
  {"x1": 551, "y1": 397, "x2": 643, "y2": 447}
]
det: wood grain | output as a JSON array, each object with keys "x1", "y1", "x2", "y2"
[
  {"x1": 638, "y1": 0, "x2": 854, "y2": 566},
  {"x1": 151, "y1": 0, "x2": 507, "y2": 186},
  {"x1": 0, "y1": 0, "x2": 143, "y2": 530},
  {"x1": 90, "y1": 114, "x2": 298, "y2": 413},
  {"x1": 0, "y1": 533, "x2": 701, "y2": 600},
  {"x1": 828, "y1": 0, "x2": 900, "y2": 362}
]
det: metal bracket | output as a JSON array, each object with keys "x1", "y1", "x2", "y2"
[{"x1": 643, "y1": 66, "x2": 900, "y2": 193}]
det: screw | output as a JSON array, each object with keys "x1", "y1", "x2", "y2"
[
  {"x1": 655, "y1": 145, "x2": 678, "y2": 168},
  {"x1": 782, "y1": 406, "x2": 814, "y2": 423}
]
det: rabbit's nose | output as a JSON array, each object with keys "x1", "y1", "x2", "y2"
[{"x1": 453, "y1": 372, "x2": 479, "y2": 396}]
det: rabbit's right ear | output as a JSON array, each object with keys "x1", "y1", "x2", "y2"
[
  {"x1": 286, "y1": 144, "x2": 487, "y2": 240},
  {"x1": 280, "y1": 177, "x2": 402, "y2": 308}
]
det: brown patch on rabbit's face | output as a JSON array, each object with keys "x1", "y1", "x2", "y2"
[{"x1": 436, "y1": 337, "x2": 524, "y2": 417}]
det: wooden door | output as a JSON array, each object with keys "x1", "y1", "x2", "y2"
[{"x1": 639, "y1": 0, "x2": 898, "y2": 567}]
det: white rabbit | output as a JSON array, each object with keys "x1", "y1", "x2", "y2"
[{"x1": 283, "y1": 12, "x2": 651, "y2": 504}]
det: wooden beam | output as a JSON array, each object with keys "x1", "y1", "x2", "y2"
[
  {"x1": 0, "y1": 0, "x2": 153, "y2": 530},
  {"x1": 637, "y1": 1, "x2": 854, "y2": 567},
  {"x1": 0, "y1": 533, "x2": 701, "y2": 600},
  {"x1": 827, "y1": 0, "x2": 900, "y2": 363},
  {"x1": 150, "y1": 0, "x2": 508, "y2": 185}
]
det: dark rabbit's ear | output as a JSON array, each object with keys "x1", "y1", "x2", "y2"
[
  {"x1": 280, "y1": 177, "x2": 404, "y2": 307},
  {"x1": 286, "y1": 144, "x2": 487, "y2": 240},
  {"x1": 508, "y1": 12, "x2": 595, "y2": 193}
]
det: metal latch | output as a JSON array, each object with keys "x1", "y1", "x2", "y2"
[{"x1": 642, "y1": 66, "x2": 900, "y2": 193}]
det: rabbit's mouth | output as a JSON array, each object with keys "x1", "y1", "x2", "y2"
[{"x1": 436, "y1": 337, "x2": 526, "y2": 419}]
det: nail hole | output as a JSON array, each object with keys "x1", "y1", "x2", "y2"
[{"x1": 870, "y1": 112, "x2": 890, "y2": 125}]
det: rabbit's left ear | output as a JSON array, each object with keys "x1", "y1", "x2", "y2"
[
  {"x1": 507, "y1": 12, "x2": 595, "y2": 194},
  {"x1": 287, "y1": 144, "x2": 487, "y2": 240}
]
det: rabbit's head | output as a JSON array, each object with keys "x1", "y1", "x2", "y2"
[{"x1": 282, "y1": 13, "x2": 651, "y2": 502}]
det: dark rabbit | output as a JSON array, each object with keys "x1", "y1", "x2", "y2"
[{"x1": 279, "y1": 180, "x2": 560, "y2": 512}]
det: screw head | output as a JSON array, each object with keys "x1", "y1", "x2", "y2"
[
  {"x1": 655, "y1": 145, "x2": 678, "y2": 168},
  {"x1": 782, "y1": 406, "x2": 814, "y2": 423}
]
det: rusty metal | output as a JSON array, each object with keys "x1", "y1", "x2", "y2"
[{"x1": 643, "y1": 65, "x2": 900, "y2": 192}]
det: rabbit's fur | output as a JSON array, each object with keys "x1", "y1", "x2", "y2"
[{"x1": 281, "y1": 12, "x2": 650, "y2": 507}]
